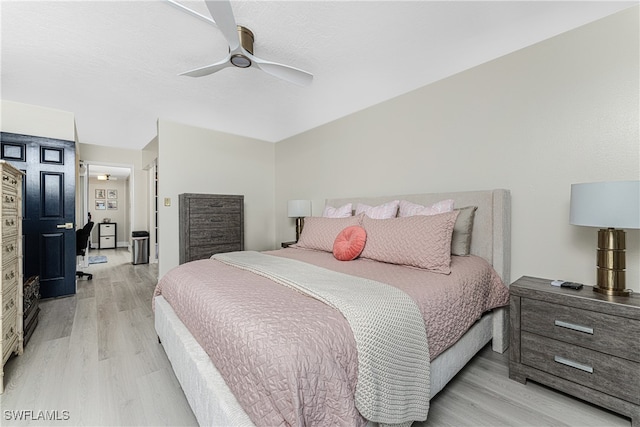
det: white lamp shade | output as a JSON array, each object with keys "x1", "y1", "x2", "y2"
[
  {"x1": 287, "y1": 200, "x2": 311, "y2": 218},
  {"x1": 570, "y1": 181, "x2": 640, "y2": 229}
]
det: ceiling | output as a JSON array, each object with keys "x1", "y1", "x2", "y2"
[
  {"x1": 80, "y1": 163, "x2": 131, "y2": 180},
  {"x1": 1, "y1": 1, "x2": 637, "y2": 150}
]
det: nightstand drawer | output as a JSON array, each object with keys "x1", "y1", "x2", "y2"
[
  {"x1": 521, "y1": 332, "x2": 640, "y2": 405},
  {"x1": 521, "y1": 298, "x2": 640, "y2": 362}
]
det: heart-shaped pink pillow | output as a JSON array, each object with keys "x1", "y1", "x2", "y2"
[{"x1": 333, "y1": 226, "x2": 367, "y2": 261}]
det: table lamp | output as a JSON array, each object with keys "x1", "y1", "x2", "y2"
[
  {"x1": 288, "y1": 200, "x2": 311, "y2": 242},
  {"x1": 570, "y1": 181, "x2": 640, "y2": 296}
]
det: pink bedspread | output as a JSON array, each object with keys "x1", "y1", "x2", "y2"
[{"x1": 153, "y1": 248, "x2": 508, "y2": 426}]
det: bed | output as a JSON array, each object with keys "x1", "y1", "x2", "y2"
[{"x1": 154, "y1": 189, "x2": 511, "y2": 426}]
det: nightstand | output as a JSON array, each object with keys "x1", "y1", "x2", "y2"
[
  {"x1": 509, "y1": 276, "x2": 640, "y2": 426},
  {"x1": 281, "y1": 241, "x2": 296, "y2": 248}
]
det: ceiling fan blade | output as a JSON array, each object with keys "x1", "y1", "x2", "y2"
[
  {"x1": 205, "y1": 0, "x2": 240, "y2": 51},
  {"x1": 165, "y1": 0, "x2": 217, "y2": 28},
  {"x1": 249, "y1": 54, "x2": 313, "y2": 86},
  {"x1": 179, "y1": 56, "x2": 231, "y2": 77}
]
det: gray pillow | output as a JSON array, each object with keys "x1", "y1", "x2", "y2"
[{"x1": 451, "y1": 206, "x2": 477, "y2": 256}]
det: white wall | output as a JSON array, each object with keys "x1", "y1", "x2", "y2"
[
  {"x1": 78, "y1": 143, "x2": 149, "y2": 243},
  {"x1": 157, "y1": 119, "x2": 275, "y2": 277},
  {"x1": 275, "y1": 7, "x2": 640, "y2": 291},
  {"x1": 0, "y1": 100, "x2": 82, "y2": 222},
  {"x1": 1, "y1": 100, "x2": 76, "y2": 141}
]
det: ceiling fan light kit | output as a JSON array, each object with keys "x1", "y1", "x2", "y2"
[{"x1": 172, "y1": 0, "x2": 313, "y2": 86}]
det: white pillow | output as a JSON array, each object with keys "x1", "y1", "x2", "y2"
[
  {"x1": 355, "y1": 200, "x2": 399, "y2": 219},
  {"x1": 398, "y1": 199, "x2": 454, "y2": 217},
  {"x1": 322, "y1": 203, "x2": 353, "y2": 218}
]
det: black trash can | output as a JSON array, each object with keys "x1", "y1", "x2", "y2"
[{"x1": 132, "y1": 231, "x2": 149, "y2": 265}]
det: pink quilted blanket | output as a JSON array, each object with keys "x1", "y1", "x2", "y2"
[{"x1": 153, "y1": 248, "x2": 509, "y2": 426}]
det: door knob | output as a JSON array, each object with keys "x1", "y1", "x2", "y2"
[{"x1": 56, "y1": 222, "x2": 74, "y2": 229}]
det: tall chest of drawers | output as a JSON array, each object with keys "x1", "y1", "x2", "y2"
[
  {"x1": 509, "y1": 276, "x2": 640, "y2": 426},
  {"x1": 0, "y1": 160, "x2": 24, "y2": 394},
  {"x1": 179, "y1": 194, "x2": 244, "y2": 264}
]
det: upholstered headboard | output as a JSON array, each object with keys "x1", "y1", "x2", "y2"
[{"x1": 326, "y1": 189, "x2": 511, "y2": 285}]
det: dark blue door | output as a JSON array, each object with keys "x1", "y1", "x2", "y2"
[{"x1": 1, "y1": 132, "x2": 76, "y2": 298}]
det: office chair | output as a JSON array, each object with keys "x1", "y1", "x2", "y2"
[{"x1": 76, "y1": 220, "x2": 95, "y2": 280}]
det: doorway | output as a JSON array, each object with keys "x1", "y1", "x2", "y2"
[{"x1": 79, "y1": 163, "x2": 133, "y2": 255}]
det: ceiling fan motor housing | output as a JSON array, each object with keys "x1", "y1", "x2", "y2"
[{"x1": 230, "y1": 26, "x2": 254, "y2": 68}]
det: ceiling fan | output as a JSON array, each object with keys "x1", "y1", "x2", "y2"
[{"x1": 167, "y1": 0, "x2": 313, "y2": 86}]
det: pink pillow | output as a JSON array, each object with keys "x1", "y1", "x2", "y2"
[
  {"x1": 293, "y1": 215, "x2": 363, "y2": 252},
  {"x1": 398, "y1": 199, "x2": 454, "y2": 217},
  {"x1": 322, "y1": 203, "x2": 353, "y2": 218},
  {"x1": 333, "y1": 226, "x2": 367, "y2": 261},
  {"x1": 355, "y1": 200, "x2": 399, "y2": 219},
  {"x1": 360, "y1": 211, "x2": 459, "y2": 274}
]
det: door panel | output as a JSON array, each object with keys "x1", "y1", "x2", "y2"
[
  {"x1": 42, "y1": 172, "x2": 64, "y2": 217},
  {"x1": 41, "y1": 232, "x2": 65, "y2": 279},
  {"x1": 1, "y1": 132, "x2": 76, "y2": 298}
]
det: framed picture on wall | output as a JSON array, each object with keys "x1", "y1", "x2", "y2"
[
  {"x1": 107, "y1": 189, "x2": 117, "y2": 199},
  {"x1": 107, "y1": 200, "x2": 118, "y2": 210},
  {"x1": 95, "y1": 189, "x2": 106, "y2": 199},
  {"x1": 96, "y1": 200, "x2": 106, "y2": 210}
]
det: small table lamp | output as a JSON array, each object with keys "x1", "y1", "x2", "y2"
[
  {"x1": 288, "y1": 200, "x2": 311, "y2": 242},
  {"x1": 570, "y1": 181, "x2": 640, "y2": 296}
]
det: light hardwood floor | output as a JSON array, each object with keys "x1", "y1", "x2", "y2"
[{"x1": 1, "y1": 249, "x2": 632, "y2": 426}]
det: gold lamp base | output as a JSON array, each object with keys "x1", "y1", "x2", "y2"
[
  {"x1": 593, "y1": 228, "x2": 630, "y2": 297},
  {"x1": 593, "y1": 286, "x2": 631, "y2": 297}
]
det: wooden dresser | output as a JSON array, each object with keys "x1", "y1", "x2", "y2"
[
  {"x1": 179, "y1": 194, "x2": 244, "y2": 264},
  {"x1": 1, "y1": 160, "x2": 24, "y2": 394},
  {"x1": 510, "y1": 276, "x2": 640, "y2": 426}
]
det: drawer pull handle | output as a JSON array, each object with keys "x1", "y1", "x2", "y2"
[
  {"x1": 554, "y1": 320, "x2": 593, "y2": 335},
  {"x1": 554, "y1": 355, "x2": 593, "y2": 373}
]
